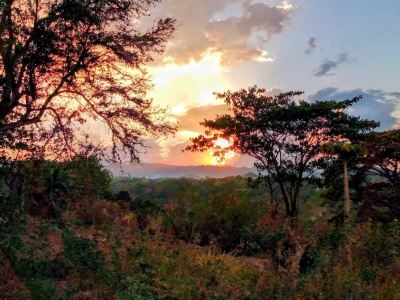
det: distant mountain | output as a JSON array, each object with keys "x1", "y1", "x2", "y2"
[{"x1": 105, "y1": 162, "x2": 258, "y2": 178}]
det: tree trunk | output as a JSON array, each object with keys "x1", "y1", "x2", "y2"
[
  {"x1": 343, "y1": 160, "x2": 350, "y2": 221},
  {"x1": 343, "y1": 160, "x2": 352, "y2": 263}
]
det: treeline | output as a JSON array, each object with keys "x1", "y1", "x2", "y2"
[{"x1": 110, "y1": 176, "x2": 268, "y2": 205}]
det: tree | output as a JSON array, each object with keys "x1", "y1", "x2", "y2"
[
  {"x1": 186, "y1": 86, "x2": 378, "y2": 219},
  {"x1": 321, "y1": 143, "x2": 366, "y2": 221},
  {"x1": 359, "y1": 130, "x2": 400, "y2": 221},
  {"x1": 0, "y1": 0, "x2": 177, "y2": 161},
  {"x1": 320, "y1": 143, "x2": 367, "y2": 264},
  {"x1": 364, "y1": 130, "x2": 400, "y2": 187}
]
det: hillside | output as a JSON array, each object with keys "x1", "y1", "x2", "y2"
[
  {"x1": 1, "y1": 158, "x2": 400, "y2": 299},
  {"x1": 106, "y1": 162, "x2": 258, "y2": 178}
]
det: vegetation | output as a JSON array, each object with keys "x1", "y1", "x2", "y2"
[
  {"x1": 185, "y1": 87, "x2": 377, "y2": 218},
  {"x1": 1, "y1": 0, "x2": 400, "y2": 298},
  {"x1": 1, "y1": 157, "x2": 400, "y2": 299},
  {"x1": 0, "y1": 0, "x2": 177, "y2": 161}
]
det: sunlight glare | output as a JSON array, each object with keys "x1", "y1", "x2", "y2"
[
  {"x1": 278, "y1": 1, "x2": 294, "y2": 11},
  {"x1": 152, "y1": 50, "x2": 223, "y2": 88},
  {"x1": 170, "y1": 103, "x2": 187, "y2": 116},
  {"x1": 206, "y1": 137, "x2": 236, "y2": 166}
]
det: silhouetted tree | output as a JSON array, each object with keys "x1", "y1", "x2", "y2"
[
  {"x1": 0, "y1": 0, "x2": 177, "y2": 161},
  {"x1": 186, "y1": 86, "x2": 378, "y2": 219},
  {"x1": 364, "y1": 130, "x2": 400, "y2": 187},
  {"x1": 359, "y1": 130, "x2": 400, "y2": 221}
]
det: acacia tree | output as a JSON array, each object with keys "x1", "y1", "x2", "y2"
[
  {"x1": 358, "y1": 130, "x2": 400, "y2": 220},
  {"x1": 0, "y1": 0, "x2": 177, "y2": 161},
  {"x1": 186, "y1": 86, "x2": 378, "y2": 219},
  {"x1": 364, "y1": 130, "x2": 400, "y2": 187}
]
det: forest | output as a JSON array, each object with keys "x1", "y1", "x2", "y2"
[{"x1": 1, "y1": 0, "x2": 400, "y2": 299}]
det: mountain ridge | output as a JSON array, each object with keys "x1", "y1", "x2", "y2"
[{"x1": 106, "y1": 162, "x2": 257, "y2": 178}]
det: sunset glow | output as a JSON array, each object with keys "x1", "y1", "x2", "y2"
[
  {"x1": 131, "y1": 0, "x2": 399, "y2": 166},
  {"x1": 3, "y1": 0, "x2": 400, "y2": 293},
  {"x1": 150, "y1": 51, "x2": 229, "y2": 107},
  {"x1": 206, "y1": 138, "x2": 236, "y2": 166},
  {"x1": 152, "y1": 51, "x2": 224, "y2": 89}
]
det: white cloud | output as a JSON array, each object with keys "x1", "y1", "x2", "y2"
[
  {"x1": 145, "y1": 0, "x2": 292, "y2": 67},
  {"x1": 256, "y1": 50, "x2": 275, "y2": 62}
]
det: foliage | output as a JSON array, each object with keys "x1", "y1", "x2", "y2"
[
  {"x1": 321, "y1": 142, "x2": 367, "y2": 162},
  {"x1": 2, "y1": 125, "x2": 400, "y2": 299},
  {"x1": 322, "y1": 160, "x2": 366, "y2": 206},
  {"x1": 62, "y1": 230, "x2": 105, "y2": 273},
  {"x1": 0, "y1": 0, "x2": 177, "y2": 161},
  {"x1": 2, "y1": 167, "x2": 400, "y2": 298},
  {"x1": 364, "y1": 130, "x2": 400, "y2": 186},
  {"x1": 321, "y1": 142, "x2": 367, "y2": 221},
  {"x1": 110, "y1": 176, "x2": 267, "y2": 205},
  {"x1": 186, "y1": 86, "x2": 378, "y2": 218},
  {"x1": 350, "y1": 130, "x2": 400, "y2": 222},
  {"x1": 0, "y1": 154, "x2": 112, "y2": 218}
]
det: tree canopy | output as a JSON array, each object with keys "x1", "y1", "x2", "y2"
[
  {"x1": 186, "y1": 86, "x2": 378, "y2": 218},
  {"x1": 0, "y1": 0, "x2": 177, "y2": 161},
  {"x1": 364, "y1": 130, "x2": 400, "y2": 187}
]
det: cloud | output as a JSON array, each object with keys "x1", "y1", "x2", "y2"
[
  {"x1": 145, "y1": 0, "x2": 292, "y2": 66},
  {"x1": 308, "y1": 88, "x2": 399, "y2": 130},
  {"x1": 155, "y1": 87, "x2": 284, "y2": 160},
  {"x1": 173, "y1": 87, "x2": 283, "y2": 133},
  {"x1": 389, "y1": 92, "x2": 400, "y2": 98},
  {"x1": 313, "y1": 61, "x2": 337, "y2": 76},
  {"x1": 304, "y1": 37, "x2": 316, "y2": 55},
  {"x1": 313, "y1": 52, "x2": 349, "y2": 76},
  {"x1": 160, "y1": 141, "x2": 212, "y2": 166},
  {"x1": 175, "y1": 104, "x2": 230, "y2": 133}
]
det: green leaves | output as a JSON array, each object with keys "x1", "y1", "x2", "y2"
[{"x1": 321, "y1": 143, "x2": 367, "y2": 161}]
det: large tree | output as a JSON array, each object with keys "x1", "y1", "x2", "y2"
[
  {"x1": 0, "y1": 0, "x2": 177, "y2": 161},
  {"x1": 358, "y1": 130, "x2": 400, "y2": 221},
  {"x1": 364, "y1": 130, "x2": 400, "y2": 187},
  {"x1": 186, "y1": 86, "x2": 378, "y2": 218}
]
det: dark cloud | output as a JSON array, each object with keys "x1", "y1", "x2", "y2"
[
  {"x1": 308, "y1": 88, "x2": 399, "y2": 130},
  {"x1": 313, "y1": 52, "x2": 349, "y2": 76},
  {"x1": 304, "y1": 37, "x2": 316, "y2": 55},
  {"x1": 313, "y1": 61, "x2": 337, "y2": 76},
  {"x1": 337, "y1": 53, "x2": 348, "y2": 63},
  {"x1": 145, "y1": 0, "x2": 292, "y2": 66}
]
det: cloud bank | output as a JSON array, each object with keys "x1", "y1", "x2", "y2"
[
  {"x1": 308, "y1": 87, "x2": 399, "y2": 130},
  {"x1": 146, "y1": 0, "x2": 293, "y2": 66}
]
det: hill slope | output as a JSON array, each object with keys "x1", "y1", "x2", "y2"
[{"x1": 106, "y1": 162, "x2": 257, "y2": 178}]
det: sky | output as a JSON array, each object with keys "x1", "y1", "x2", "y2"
[{"x1": 125, "y1": 0, "x2": 400, "y2": 167}]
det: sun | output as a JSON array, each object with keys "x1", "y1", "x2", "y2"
[{"x1": 205, "y1": 138, "x2": 236, "y2": 166}]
